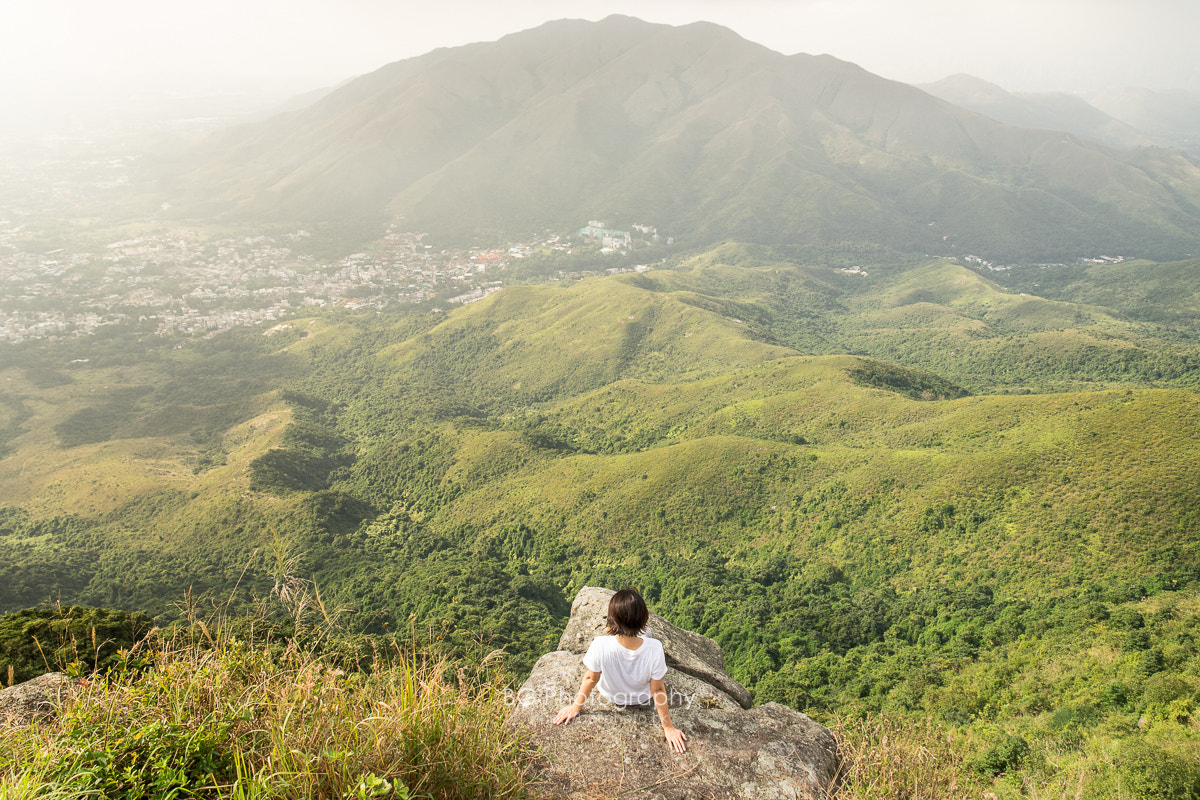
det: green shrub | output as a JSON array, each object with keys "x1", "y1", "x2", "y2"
[
  {"x1": 973, "y1": 734, "x2": 1029, "y2": 776},
  {"x1": 1100, "y1": 681, "x2": 1131, "y2": 710},
  {"x1": 1118, "y1": 739, "x2": 1200, "y2": 800},
  {"x1": 1050, "y1": 704, "x2": 1100, "y2": 731},
  {"x1": 1111, "y1": 607, "x2": 1146, "y2": 630},
  {"x1": 50, "y1": 713, "x2": 239, "y2": 799},
  {"x1": 1144, "y1": 675, "x2": 1196, "y2": 710}
]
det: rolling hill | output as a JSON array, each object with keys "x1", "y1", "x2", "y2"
[
  {"x1": 4, "y1": 241, "x2": 1200, "y2": 793},
  {"x1": 2, "y1": 243, "x2": 1199, "y2": 632},
  {"x1": 170, "y1": 16, "x2": 1200, "y2": 261}
]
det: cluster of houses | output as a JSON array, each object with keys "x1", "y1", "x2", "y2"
[
  {"x1": 576, "y1": 220, "x2": 671, "y2": 252},
  {"x1": 577, "y1": 220, "x2": 632, "y2": 251}
]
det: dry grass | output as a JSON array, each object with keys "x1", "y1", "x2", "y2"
[
  {"x1": 1, "y1": 562, "x2": 534, "y2": 800},
  {"x1": 1, "y1": 629, "x2": 533, "y2": 799},
  {"x1": 829, "y1": 714, "x2": 988, "y2": 800}
]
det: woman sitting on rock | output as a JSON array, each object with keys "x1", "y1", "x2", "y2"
[{"x1": 552, "y1": 587, "x2": 688, "y2": 753}]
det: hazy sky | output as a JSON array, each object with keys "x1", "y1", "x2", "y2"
[{"x1": 4, "y1": 0, "x2": 1198, "y2": 121}]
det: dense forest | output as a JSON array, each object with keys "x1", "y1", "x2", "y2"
[{"x1": 3, "y1": 245, "x2": 1200, "y2": 797}]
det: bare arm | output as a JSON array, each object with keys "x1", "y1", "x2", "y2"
[
  {"x1": 553, "y1": 669, "x2": 601, "y2": 724},
  {"x1": 651, "y1": 676, "x2": 688, "y2": 752}
]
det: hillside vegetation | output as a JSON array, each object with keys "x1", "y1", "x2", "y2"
[{"x1": 3, "y1": 247, "x2": 1200, "y2": 797}]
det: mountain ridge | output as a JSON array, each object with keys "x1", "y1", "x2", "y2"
[
  {"x1": 1090, "y1": 84, "x2": 1200, "y2": 156},
  {"x1": 170, "y1": 16, "x2": 1200, "y2": 261},
  {"x1": 919, "y1": 73, "x2": 1156, "y2": 150}
]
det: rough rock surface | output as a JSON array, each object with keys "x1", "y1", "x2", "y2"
[
  {"x1": 0, "y1": 672, "x2": 75, "y2": 726},
  {"x1": 510, "y1": 587, "x2": 840, "y2": 799}
]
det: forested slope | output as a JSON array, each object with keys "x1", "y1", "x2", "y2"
[{"x1": 2, "y1": 248, "x2": 1199, "y2": 795}]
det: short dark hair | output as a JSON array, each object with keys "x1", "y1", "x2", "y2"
[{"x1": 606, "y1": 587, "x2": 650, "y2": 637}]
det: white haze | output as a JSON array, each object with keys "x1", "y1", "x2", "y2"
[{"x1": 2, "y1": 0, "x2": 1198, "y2": 135}]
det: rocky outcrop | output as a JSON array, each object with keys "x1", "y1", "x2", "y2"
[
  {"x1": 0, "y1": 672, "x2": 75, "y2": 726},
  {"x1": 555, "y1": 586, "x2": 754, "y2": 709},
  {"x1": 510, "y1": 587, "x2": 840, "y2": 799}
]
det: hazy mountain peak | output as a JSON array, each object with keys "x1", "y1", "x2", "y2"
[
  {"x1": 924, "y1": 73, "x2": 1014, "y2": 102},
  {"x1": 175, "y1": 19, "x2": 1200, "y2": 261},
  {"x1": 920, "y1": 72, "x2": 1156, "y2": 151},
  {"x1": 1090, "y1": 85, "x2": 1200, "y2": 155}
]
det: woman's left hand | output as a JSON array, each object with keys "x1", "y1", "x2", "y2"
[{"x1": 553, "y1": 704, "x2": 583, "y2": 725}]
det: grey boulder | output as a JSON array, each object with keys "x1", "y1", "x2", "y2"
[
  {"x1": 510, "y1": 586, "x2": 840, "y2": 799},
  {"x1": 0, "y1": 672, "x2": 75, "y2": 726}
]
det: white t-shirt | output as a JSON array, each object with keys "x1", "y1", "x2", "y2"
[{"x1": 582, "y1": 634, "x2": 668, "y2": 706}]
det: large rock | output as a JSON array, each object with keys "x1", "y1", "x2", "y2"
[
  {"x1": 0, "y1": 672, "x2": 75, "y2": 726},
  {"x1": 510, "y1": 587, "x2": 840, "y2": 799}
]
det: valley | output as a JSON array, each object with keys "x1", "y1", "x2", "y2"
[{"x1": 2, "y1": 13, "x2": 1200, "y2": 799}]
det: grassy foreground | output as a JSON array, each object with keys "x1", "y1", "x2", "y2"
[
  {"x1": 0, "y1": 627, "x2": 979, "y2": 800},
  {"x1": 10, "y1": 614, "x2": 1195, "y2": 800},
  {"x1": 0, "y1": 625, "x2": 532, "y2": 800}
]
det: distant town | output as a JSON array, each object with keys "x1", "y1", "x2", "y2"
[
  {"x1": 0, "y1": 221, "x2": 663, "y2": 345},
  {"x1": 960, "y1": 253, "x2": 1128, "y2": 272},
  {"x1": 0, "y1": 216, "x2": 1134, "y2": 345},
  {"x1": 0, "y1": 137, "x2": 1126, "y2": 346},
  {"x1": 0, "y1": 129, "x2": 681, "y2": 344}
]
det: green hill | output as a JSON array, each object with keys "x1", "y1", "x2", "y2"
[{"x1": 2, "y1": 247, "x2": 1200, "y2": 796}]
